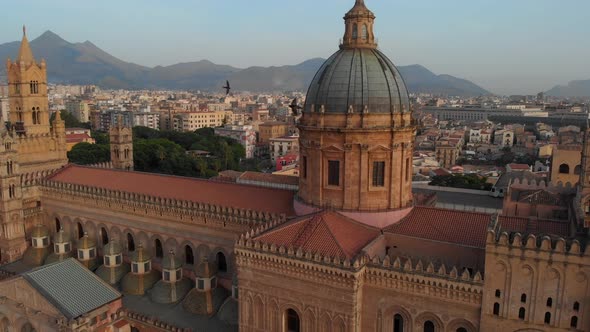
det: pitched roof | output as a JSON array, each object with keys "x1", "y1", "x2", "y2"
[
  {"x1": 22, "y1": 258, "x2": 121, "y2": 319},
  {"x1": 17, "y1": 27, "x2": 35, "y2": 64},
  {"x1": 498, "y1": 216, "x2": 570, "y2": 237},
  {"x1": 47, "y1": 165, "x2": 296, "y2": 216},
  {"x1": 384, "y1": 207, "x2": 492, "y2": 248},
  {"x1": 254, "y1": 211, "x2": 380, "y2": 259}
]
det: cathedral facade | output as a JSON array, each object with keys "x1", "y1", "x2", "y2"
[{"x1": 0, "y1": 1, "x2": 588, "y2": 331}]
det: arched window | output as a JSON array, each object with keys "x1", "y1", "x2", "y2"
[
  {"x1": 393, "y1": 314, "x2": 404, "y2": 332},
  {"x1": 559, "y1": 164, "x2": 570, "y2": 174},
  {"x1": 518, "y1": 307, "x2": 525, "y2": 320},
  {"x1": 493, "y1": 303, "x2": 500, "y2": 316},
  {"x1": 77, "y1": 222, "x2": 84, "y2": 239},
  {"x1": 520, "y1": 293, "x2": 527, "y2": 303},
  {"x1": 155, "y1": 239, "x2": 163, "y2": 258},
  {"x1": 573, "y1": 301, "x2": 580, "y2": 311},
  {"x1": 100, "y1": 227, "x2": 108, "y2": 245},
  {"x1": 544, "y1": 312, "x2": 551, "y2": 324},
  {"x1": 286, "y1": 309, "x2": 300, "y2": 332},
  {"x1": 185, "y1": 245, "x2": 194, "y2": 265},
  {"x1": 574, "y1": 165, "x2": 582, "y2": 175},
  {"x1": 424, "y1": 321, "x2": 435, "y2": 332},
  {"x1": 571, "y1": 316, "x2": 578, "y2": 328},
  {"x1": 495, "y1": 289, "x2": 501, "y2": 298},
  {"x1": 217, "y1": 252, "x2": 227, "y2": 272},
  {"x1": 546, "y1": 297, "x2": 553, "y2": 307},
  {"x1": 55, "y1": 218, "x2": 61, "y2": 232},
  {"x1": 361, "y1": 24, "x2": 368, "y2": 40},
  {"x1": 352, "y1": 24, "x2": 358, "y2": 39},
  {"x1": 127, "y1": 233, "x2": 135, "y2": 251}
]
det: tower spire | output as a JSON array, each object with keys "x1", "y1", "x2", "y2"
[
  {"x1": 341, "y1": 0, "x2": 377, "y2": 49},
  {"x1": 17, "y1": 25, "x2": 35, "y2": 65}
]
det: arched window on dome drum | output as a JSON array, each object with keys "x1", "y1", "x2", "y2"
[
  {"x1": 546, "y1": 297, "x2": 553, "y2": 307},
  {"x1": 518, "y1": 307, "x2": 525, "y2": 320},
  {"x1": 494, "y1": 289, "x2": 501, "y2": 298},
  {"x1": 520, "y1": 293, "x2": 527, "y2": 303},
  {"x1": 155, "y1": 239, "x2": 163, "y2": 258},
  {"x1": 55, "y1": 218, "x2": 61, "y2": 232},
  {"x1": 286, "y1": 309, "x2": 300, "y2": 332},
  {"x1": 393, "y1": 314, "x2": 404, "y2": 332},
  {"x1": 127, "y1": 233, "x2": 135, "y2": 252},
  {"x1": 423, "y1": 321, "x2": 435, "y2": 332},
  {"x1": 544, "y1": 312, "x2": 551, "y2": 324},
  {"x1": 100, "y1": 227, "x2": 108, "y2": 245},
  {"x1": 573, "y1": 301, "x2": 580, "y2": 311},
  {"x1": 571, "y1": 316, "x2": 578, "y2": 328},
  {"x1": 77, "y1": 222, "x2": 84, "y2": 239},
  {"x1": 185, "y1": 245, "x2": 194, "y2": 265},
  {"x1": 559, "y1": 164, "x2": 570, "y2": 174},
  {"x1": 352, "y1": 24, "x2": 358, "y2": 39},
  {"x1": 361, "y1": 25, "x2": 368, "y2": 40},
  {"x1": 217, "y1": 252, "x2": 227, "y2": 272}
]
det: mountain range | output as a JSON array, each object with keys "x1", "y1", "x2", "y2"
[
  {"x1": 0, "y1": 31, "x2": 492, "y2": 96},
  {"x1": 546, "y1": 80, "x2": 590, "y2": 98}
]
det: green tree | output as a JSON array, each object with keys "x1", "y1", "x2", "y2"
[
  {"x1": 67, "y1": 142, "x2": 110, "y2": 165},
  {"x1": 50, "y1": 110, "x2": 91, "y2": 129}
]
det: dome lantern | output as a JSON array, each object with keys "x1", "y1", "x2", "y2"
[{"x1": 342, "y1": 0, "x2": 377, "y2": 49}]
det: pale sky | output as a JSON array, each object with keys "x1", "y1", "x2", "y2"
[{"x1": 1, "y1": 0, "x2": 589, "y2": 95}]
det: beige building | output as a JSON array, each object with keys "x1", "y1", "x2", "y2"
[
  {"x1": 435, "y1": 139, "x2": 461, "y2": 169},
  {"x1": 551, "y1": 145, "x2": 582, "y2": 186},
  {"x1": 269, "y1": 135, "x2": 299, "y2": 163},
  {"x1": 65, "y1": 99, "x2": 90, "y2": 122},
  {"x1": 173, "y1": 111, "x2": 231, "y2": 132},
  {"x1": 259, "y1": 121, "x2": 289, "y2": 143}
]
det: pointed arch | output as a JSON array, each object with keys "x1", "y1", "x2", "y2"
[
  {"x1": 154, "y1": 238, "x2": 163, "y2": 258},
  {"x1": 100, "y1": 227, "x2": 109, "y2": 245},
  {"x1": 76, "y1": 222, "x2": 84, "y2": 239},
  {"x1": 126, "y1": 233, "x2": 135, "y2": 252},
  {"x1": 254, "y1": 296, "x2": 265, "y2": 329},
  {"x1": 184, "y1": 245, "x2": 194, "y2": 265}
]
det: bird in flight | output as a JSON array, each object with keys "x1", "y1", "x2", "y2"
[
  {"x1": 289, "y1": 98, "x2": 303, "y2": 116},
  {"x1": 222, "y1": 81, "x2": 231, "y2": 95}
]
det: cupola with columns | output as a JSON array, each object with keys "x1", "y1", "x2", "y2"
[
  {"x1": 150, "y1": 250, "x2": 192, "y2": 304},
  {"x1": 44, "y1": 228, "x2": 73, "y2": 265}
]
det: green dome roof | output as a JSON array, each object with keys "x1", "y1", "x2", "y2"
[
  {"x1": 304, "y1": 48, "x2": 410, "y2": 115},
  {"x1": 103, "y1": 241, "x2": 123, "y2": 256},
  {"x1": 53, "y1": 229, "x2": 69, "y2": 243},
  {"x1": 76, "y1": 233, "x2": 96, "y2": 249},
  {"x1": 195, "y1": 259, "x2": 217, "y2": 278},
  {"x1": 129, "y1": 244, "x2": 151, "y2": 262},
  {"x1": 162, "y1": 252, "x2": 183, "y2": 270},
  {"x1": 31, "y1": 224, "x2": 50, "y2": 238}
]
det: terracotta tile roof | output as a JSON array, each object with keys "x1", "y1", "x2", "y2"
[
  {"x1": 47, "y1": 165, "x2": 295, "y2": 216},
  {"x1": 66, "y1": 133, "x2": 92, "y2": 143},
  {"x1": 254, "y1": 211, "x2": 380, "y2": 259},
  {"x1": 238, "y1": 172, "x2": 299, "y2": 186},
  {"x1": 498, "y1": 216, "x2": 569, "y2": 237},
  {"x1": 384, "y1": 207, "x2": 492, "y2": 248}
]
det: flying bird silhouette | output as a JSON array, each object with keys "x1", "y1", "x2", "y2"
[
  {"x1": 289, "y1": 98, "x2": 303, "y2": 116},
  {"x1": 222, "y1": 81, "x2": 231, "y2": 95}
]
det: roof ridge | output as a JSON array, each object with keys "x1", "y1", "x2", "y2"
[{"x1": 292, "y1": 214, "x2": 324, "y2": 248}]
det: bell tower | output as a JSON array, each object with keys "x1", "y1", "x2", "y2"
[
  {"x1": 6, "y1": 26, "x2": 50, "y2": 136},
  {"x1": 110, "y1": 115, "x2": 134, "y2": 171},
  {"x1": 0, "y1": 127, "x2": 26, "y2": 263}
]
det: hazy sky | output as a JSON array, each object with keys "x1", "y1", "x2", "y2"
[{"x1": 1, "y1": 0, "x2": 589, "y2": 95}]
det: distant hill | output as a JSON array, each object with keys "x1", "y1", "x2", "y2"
[
  {"x1": 0, "y1": 31, "x2": 490, "y2": 96},
  {"x1": 546, "y1": 79, "x2": 590, "y2": 97}
]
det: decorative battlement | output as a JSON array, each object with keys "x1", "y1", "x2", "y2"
[
  {"x1": 41, "y1": 179, "x2": 286, "y2": 228},
  {"x1": 121, "y1": 310, "x2": 191, "y2": 332},
  {"x1": 509, "y1": 177, "x2": 577, "y2": 193},
  {"x1": 20, "y1": 167, "x2": 62, "y2": 186},
  {"x1": 486, "y1": 230, "x2": 589, "y2": 257}
]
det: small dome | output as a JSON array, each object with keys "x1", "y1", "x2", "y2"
[
  {"x1": 129, "y1": 244, "x2": 151, "y2": 263},
  {"x1": 76, "y1": 233, "x2": 96, "y2": 249},
  {"x1": 53, "y1": 229, "x2": 69, "y2": 243},
  {"x1": 103, "y1": 241, "x2": 123, "y2": 256},
  {"x1": 195, "y1": 258, "x2": 217, "y2": 278},
  {"x1": 162, "y1": 251, "x2": 182, "y2": 270},
  {"x1": 31, "y1": 224, "x2": 50, "y2": 238},
  {"x1": 304, "y1": 48, "x2": 410, "y2": 115},
  {"x1": 346, "y1": 0, "x2": 374, "y2": 17}
]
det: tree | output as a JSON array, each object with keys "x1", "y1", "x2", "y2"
[
  {"x1": 50, "y1": 110, "x2": 91, "y2": 129},
  {"x1": 67, "y1": 142, "x2": 110, "y2": 165}
]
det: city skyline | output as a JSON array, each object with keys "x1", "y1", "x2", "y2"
[{"x1": 0, "y1": 0, "x2": 589, "y2": 95}]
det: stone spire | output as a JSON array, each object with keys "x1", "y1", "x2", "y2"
[
  {"x1": 342, "y1": 0, "x2": 377, "y2": 49},
  {"x1": 17, "y1": 25, "x2": 35, "y2": 65}
]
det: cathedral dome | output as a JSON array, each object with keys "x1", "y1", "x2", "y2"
[{"x1": 304, "y1": 48, "x2": 410, "y2": 114}]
